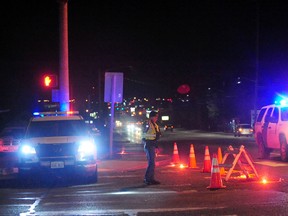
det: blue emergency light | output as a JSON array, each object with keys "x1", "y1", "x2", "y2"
[{"x1": 274, "y1": 94, "x2": 288, "y2": 106}]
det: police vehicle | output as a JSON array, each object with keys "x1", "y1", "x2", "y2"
[
  {"x1": 254, "y1": 100, "x2": 288, "y2": 161},
  {"x1": 18, "y1": 111, "x2": 98, "y2": 183}
]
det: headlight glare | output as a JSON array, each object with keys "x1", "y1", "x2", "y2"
[
  {"x1": 21, "y1": 145, "x2": 36, "y2": 154},
  {"x1": 78, "y1": 140, "x2": 95, "y2": 154}
]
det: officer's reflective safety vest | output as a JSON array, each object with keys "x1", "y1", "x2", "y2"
[{"x1": 143, "y1": 120, "x2": 160, "y2": 140}]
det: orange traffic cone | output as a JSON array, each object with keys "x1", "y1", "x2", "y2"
[
  {"x1": 202, "y1": 146, "x2": 211, "y2": 173},
  {"x1": 188, "y1": 144, "x2": 197, "y2": 168},
  {"x1": 217, "y1": 147, "x2": 225, "y2": 175},
  {"x1": 172, "y1": 142, "x2": 180, "y2": 164},
  {"x1": 207, "y1": 153, "x2": 226, "y2": 190}
]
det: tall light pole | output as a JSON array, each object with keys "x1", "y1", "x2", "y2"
[{"x1": 57, "y1": 0, "x2": 70, "y2": 112}]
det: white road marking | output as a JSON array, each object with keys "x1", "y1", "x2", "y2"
[
  {"x1": 254, "y1": 161, "x2": 288, "y2": 167},
  {"x1": 20, "y1": 206, "x2": 227, "y2": 216},
  {"x1": 19, "y1": 194, "x2": 45, "y2": 216},
  {"x1": 51, "y1": 189, "x2": 178, "y2": 198}
]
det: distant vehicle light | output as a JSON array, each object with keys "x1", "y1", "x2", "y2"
[
  {"x1": 164, "y1": 124, "x2": 174, "y2": 132},
  {"x1": 115, "y1": 120, "x2": 122, "y2": 127},
  {"x1": 234, "y1": 124, "x2": 253, "y2": 137}
]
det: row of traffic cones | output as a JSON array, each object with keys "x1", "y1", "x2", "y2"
[
  {"x1": 172, "y1": 142, "x2": 198, "y2": 168},
  {"x1": 202, "y1": 145, "x2": 224, "y2": 175},
  {"x1": 172, "y1": 142, "x2": 223, "y2": 171},
  {"x1": 171, "y1": 142, "x2": 197, "y2": 168},
  {"x1": 172, "y1": 142, "x2": 226, "y2": 190}
]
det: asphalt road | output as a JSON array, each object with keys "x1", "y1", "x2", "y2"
[{"x1": 1, "y1": 129, "x2": 288, "y2": 216}]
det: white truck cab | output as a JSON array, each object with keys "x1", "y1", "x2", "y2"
[{"x1": 254, "y1": 103, "x2": 288, "y2": 161}]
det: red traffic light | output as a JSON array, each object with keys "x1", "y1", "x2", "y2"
[{"x1": 43, "y1": 74, "x2": 58, "y2": 88}]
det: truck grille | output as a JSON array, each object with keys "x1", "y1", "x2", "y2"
[{"x1": 36, "y1": 143, "x2": 77, "y2": 158}]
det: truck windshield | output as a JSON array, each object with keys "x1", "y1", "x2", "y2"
[{"x1": 26, "y1": 120, "x2": 89, "y2": 138}]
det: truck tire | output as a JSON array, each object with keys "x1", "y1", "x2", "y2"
[
  {"x1": 280, "y1": 136, "x2": 288, "y2": 162},
  {"x1": 257, "y1": 135, "x2": 270, "y2": 159},
  {"x1": 82, "y1": 166, "x2": 98, "y2": 185}
]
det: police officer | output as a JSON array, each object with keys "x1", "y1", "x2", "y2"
[{"x1": 142, "y1": 110, "x2": 161, "y2": 185}]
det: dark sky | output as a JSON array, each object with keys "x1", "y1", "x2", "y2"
[{"x1": 1, "y1": 0, "x2": 288, "y2": 112}]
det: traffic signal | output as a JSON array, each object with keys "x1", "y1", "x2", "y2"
[{"x1": 43, "y1": 74, "x2": 58, "y2": 88}]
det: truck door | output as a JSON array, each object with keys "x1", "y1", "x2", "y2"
[
  {"x1": 267, "y1": 107, "x2": 279, "y2": 148},
  {"x1": 262, "y1": 107, "x2": 273, "y2": 147}
]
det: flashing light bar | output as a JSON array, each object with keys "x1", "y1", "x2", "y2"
[
  {"x1": 274, "y1": 93, "x2": 288, "y2": 106},
  {"x1": 33, "y1": 111, "x2": 79, "y2": 116},
  {"x1": 274, "y1": 99, "x2": 288, "y2": 106},
  {"x1": 280, "y1": 100, "x2": 287, "y2": 106}
]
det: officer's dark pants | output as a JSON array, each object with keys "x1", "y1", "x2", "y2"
[{"x1": 144, "y1": 141, "x2": 156, "y2": 182}]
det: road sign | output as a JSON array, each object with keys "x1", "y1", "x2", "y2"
[
  {"x1": 104, "y1": 72, "x2": 123, "y2": 103},
  {"x1": 104, "y1": 72, "x2": 123, "y2": 158}
]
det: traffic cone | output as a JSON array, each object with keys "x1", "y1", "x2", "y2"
[
  {"x1": 207, "y1": 153, "x2": 226, "y2": 190},
  {"x1": 202, "y1": 146, "x2": 211, "y2": 173},
  {"x1": 172, "y1": 142, "x2": 180, "y2": 164},
  {"x1": 217, "y1": 147, "x2": 225, "y2": 175},
  {"x1": 188, "y1": 144, "x2": 197, "y2": 168}
]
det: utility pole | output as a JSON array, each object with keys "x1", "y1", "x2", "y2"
[
  {"x1": 56, "y1": 0, "x2": 70, "y2": 112},
  {"x1": 253, "y1": 2, "x2": 260, "y2": 126}
]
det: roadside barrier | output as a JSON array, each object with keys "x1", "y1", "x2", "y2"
[
  {"x1": 220, "y1": 145, "x2": 259, "y2": 181},
  {"x1": 172, "y1": 142, "x2": 180, "y2": 164},
  {"x1": 202, "y1": 146, "x2": 211, "y2": 173},
  {"x1": 207, "y1": 153, "x2": 226, "y2": 190},
  {"x1": 188, "y1": 144, "x2": 197, "y2": 168}
]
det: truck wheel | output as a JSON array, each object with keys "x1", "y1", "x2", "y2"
[
  {"x1": 85, "y1": 166, "x2": 98, "y2": 184},
  {"x1": 257, "y1": 135, "x2": 270, "y2": 159},
  {"x1": 18, "y1": 170, "x2": 37, "y2": 187},
  {"x1": 280, "y1": 136, "x2": 288, "y2": 162}
]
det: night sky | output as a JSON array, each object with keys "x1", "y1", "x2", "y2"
[{"x1": 1, "y1": 0, "x2": 288, "y2": 114}]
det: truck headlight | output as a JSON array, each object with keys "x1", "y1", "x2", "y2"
[
  {"x1": 20, "y1": 145, "x2": 36, "y2": 155},
  {"x1": 78, "y1": 140, "x2": 95, "y2": 154},
  {"x1": 77, "y1": 139, "x2": 96, "y2": 161}
]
